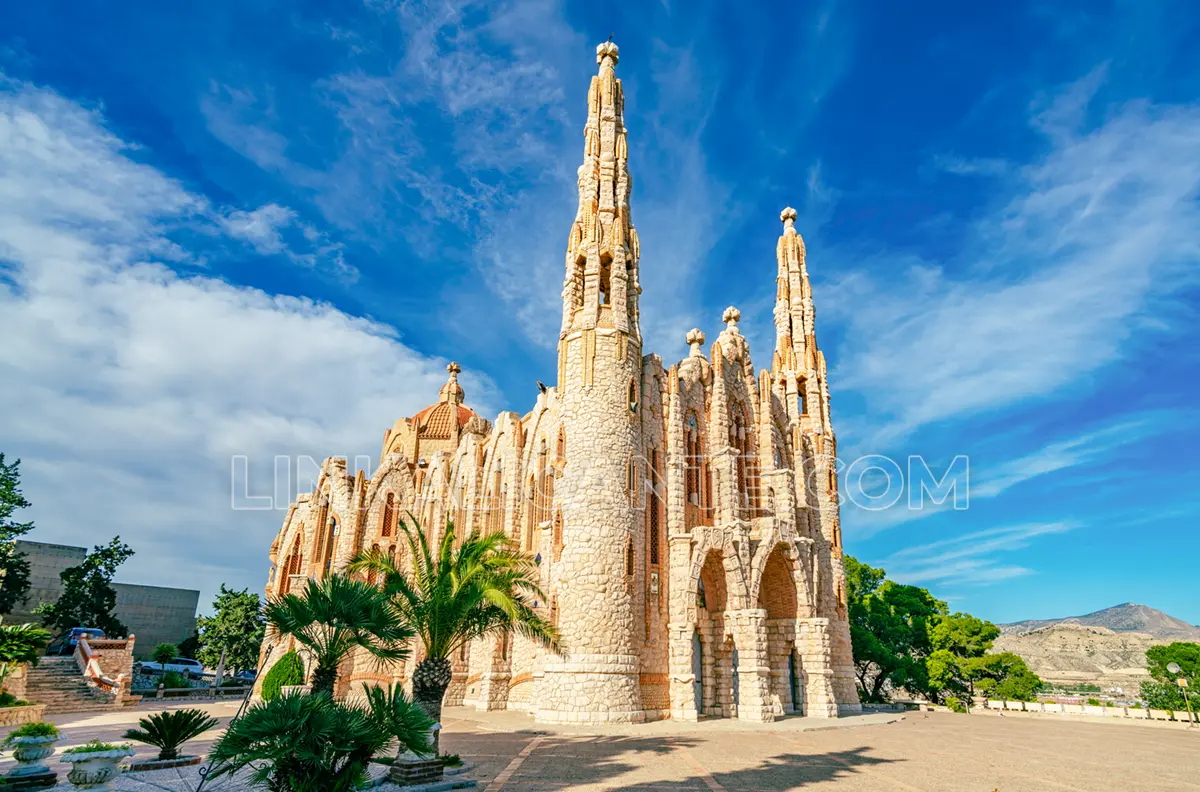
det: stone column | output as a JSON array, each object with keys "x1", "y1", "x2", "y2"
[
  {"x1": 730, "y1": 609, "x2": 775, "y2": 723},
  {"x1": 796, "y1": 617, "x2": 838, "y2": 718}
]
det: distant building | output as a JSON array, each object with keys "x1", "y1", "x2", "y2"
[{"x1": 8, "y1": 540, "x2": 199, "y2": 658}]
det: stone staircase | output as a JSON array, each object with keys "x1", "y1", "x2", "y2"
[{"x1": 26, "y1": 657, "x2": 120, "y2": 714}]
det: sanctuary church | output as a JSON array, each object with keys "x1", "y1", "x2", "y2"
[{"x1": 257, "y1": 41, "x2": 861, "y2": 723}]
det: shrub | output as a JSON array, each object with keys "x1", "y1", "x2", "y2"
[
  {"x1": 442, "y1": 753, "x2": 463, "y2": 767},
  {"x1": 208, "y1": 691, "x2": 389, "y2": 792},
  {"x1": 1086, "y1": 698, "x2": 1102, "y2": 707},
  {"x1": 4, "y1": 722, "x2": 59, "y2": 743},
  {"x1": 945, "y1": 696, "x2": 968, "y2": 714},
  {"x1": 161, "y1": 671, "x2": 191, "y2": 689},
  {"x1": 63, "y1": 740, "x2": 131, "y2": 757},
  {"x1": 151, "y1": 643, "x2": 178, "y2": 667},
  {"x1": 123, "y1": 708, "x2": 218, "y2": 761},
  {"x1": 0, "y1": 623, "x2": 53, "y2": 693},
  {"x1": 260, "y1": 650, "x2": 305, "y2": 701},
  {"x1": 363, "y1": 683, "x2": 433, "y2": 760},
  {"x1": 0, "y1": 691, "x2": 31, "y2": 708}
]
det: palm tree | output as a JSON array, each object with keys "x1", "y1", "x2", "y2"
[
  {"x1": 263, "y1": 573, "x2": 413, "y2": 698},
  {"x1": 349, "y1": 517, "x2": 559, "y2": 754}
]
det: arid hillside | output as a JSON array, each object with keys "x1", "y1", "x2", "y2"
[{"x1": 995, "y1": 603, "x2": 1200, "y2": 693}]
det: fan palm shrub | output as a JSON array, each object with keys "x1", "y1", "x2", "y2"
[
  {"x1": 123, "y1": 708, "x2": 218, "y2": 760},
  {"x1": 363, "y1": 683, "x2": 433, "y2": 760},
  {"x1": 263, "y1": 574, "x2": 412, "y2": 698},
  {"x1": 207, "y1": 690, "x2": 389, "y2": 792},
  {"x1": 0, "y1": 622, "x2": 52, "y2": 692},
  {"x1": 349, "y1": 517, "x2": 559, "y2": 754}
]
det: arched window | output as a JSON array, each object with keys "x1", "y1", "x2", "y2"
[
  {"x1": 556, "y1": 426, "x2": 566, "y2": 462},
  {"x1": 685, "y1": 412, "x2": 712, "y2": 528},
  {"x1": 552, "y1": 510, "x2": 564, "y2": 561},
  {"x1": 625, "y1": 536, "x2": 635, "y2": 578},
  {"x1": 381, "y1": 492, "x2": 395, "y2": 538},
  {"x1": 798, "y1": 377, "x2": 808, "y2": 416},
  {"x1": 647, "y1": 447, "x2": 661, "y2": 566},
  {"x1": 628, "y1": 379, "x2": 638, "y2": 413},
  {"x1": 524, "y1": 474, "x2": 537, "y2": 551},
  {"x1": 323, "y1": 517, "x2": 339, "y2": 576},
  {"x1": 573, "y1": 255, "x2": 586, "y2": 309},
  {"x1": 599, "y1": 254, "x2": 612, "y2": 305},
  {"x1": 730, "y1": 402, "x2": 760, "y2": 516}
]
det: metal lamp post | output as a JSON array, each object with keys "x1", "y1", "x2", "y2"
[{"x1": 1167, "y1": 662, "x2": 1194, "y2": 727}]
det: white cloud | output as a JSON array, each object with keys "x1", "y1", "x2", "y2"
[
  {"x1": 0, "y1": 77, "x2": 495, "y2": 609},
  {"x1": 219, "y1": 203, "x2": 296, "y2": 254},
  {"x1": 824, "y1": 81, "x2": 1200, "y2": 448}
]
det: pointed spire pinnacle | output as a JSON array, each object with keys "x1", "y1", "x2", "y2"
[
  {"x1": 596, "y1": 40, "x2": 619, "y2": 67},
  {"x1": 781, "y1": 206, "x2": 797, "y2": 235},
  {"x1": 558, "y1": 40, "x2": 640, "y2": 346}
]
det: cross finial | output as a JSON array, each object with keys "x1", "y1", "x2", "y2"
[
  {"x1": 686, "y1": 328, "x2": 706, "y2": 357},
  {"x1": 447, "y1": 361, "x2": 461, "y2": 376},
  {"x1": 722, "y1": 306, "x2": 741, "y2": 327}
]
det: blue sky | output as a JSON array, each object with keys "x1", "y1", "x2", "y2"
[{"x1": 2, "y1": 1, "x2": 1198, "y2": 625}]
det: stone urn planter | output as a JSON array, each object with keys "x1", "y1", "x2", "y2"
[
  {"x1": 62, "y1": 745, "x2": 135, "y2": 790},
  {"x1": 7, "y1": 734, "x2": 59, "y2": 784}
]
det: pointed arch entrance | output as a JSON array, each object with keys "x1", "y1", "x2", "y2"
[{"x1": 759, "y1": 544, "x2": 802, "y2": 715}]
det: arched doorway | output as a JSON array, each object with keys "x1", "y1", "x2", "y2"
[
  {"x1": 691, "y1": 631, "x2": 703, "y2": 715},
  {"x1": 759, "y1": 545, "x2": 801, "y2": 715},
  {"x1": 695, "y1": 551, "x2": 731, "y2": 717}
]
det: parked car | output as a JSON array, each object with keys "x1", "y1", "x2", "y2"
[
  {"x1": 138, "y1": 657, "x2": 205, "y2": 678},
  {"x1": 232, "y1": 669, "x2": 256, "y2": 683},
  {"x1": 46, "y1": 627, "x2": 106, "y2": 656}
]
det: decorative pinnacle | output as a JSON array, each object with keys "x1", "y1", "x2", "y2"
[
  {"x1": 596, "y1": 41, "x2": 619, "y2": 67},
  {"x1": 447, "y1": 361, "x2": 461, "y2": 377},
  {"x1": 781, "y1": 207, "x2": 797, "y2": 231},
  {"x1": 686, "y1": 328, "x2": 706, "y2": 357},
  {"x1": 722, "y1": 306, "x2": 741, "y2": 327}
]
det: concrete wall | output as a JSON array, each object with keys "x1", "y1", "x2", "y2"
[
  {"x1": 9, "y1": 540, "x2": 199, "y2": 658},
  {"x1": 112, "y1": 583, "x2": 199, "y2": 656},
  {"x1": 8, "y1": 540, "x2": 86, "y2": 622}
]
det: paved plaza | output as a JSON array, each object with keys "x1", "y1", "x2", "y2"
[{"x1": 1, "y1": 703, "x2": 1196, "y2": 791}]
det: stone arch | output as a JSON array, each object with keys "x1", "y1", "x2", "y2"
[{"x1": 756, "y1": 544, "x2": 803, "y2": 716}]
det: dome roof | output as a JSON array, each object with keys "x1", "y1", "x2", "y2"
[
  {"x1": 413, "y1": 401, "x2": 477, "y2": 439},
  {"x1": 410, "y1": 361, "x2": 476, "y2": 439}
]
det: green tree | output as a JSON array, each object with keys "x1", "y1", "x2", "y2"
[
  {"x1": 1141, "y1": 642, "x2": 1200, "y2": 714},
  {"x1": 349, "y1": 518, "x2": 559, "y2": 755},
  {"x1": 35, "y1": 537, "x2": 133, "y2": 636},
  {"x1": 0, "y1": 455, "x2": 34, "y2": 615},
  {"x1": 263, "y1": 574, "x2": 412, "y2": 698},
  {"x1": 843, "y1": 556, "x2": 945, "y2": 702},
  {"x1": 965, "y1": 652, "x2": 1042, "y2": 701},
  {"x1": 196, "y1": 586, "x2": 266, "y2": 674}
]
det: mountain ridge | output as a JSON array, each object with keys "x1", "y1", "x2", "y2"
[{"x1": 1000, "y1": 602, "x2": 1200, "y2": 640}]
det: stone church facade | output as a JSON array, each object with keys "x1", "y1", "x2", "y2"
[{"x1": 257, "y1": 41, "x2": 860, "y2": 723}]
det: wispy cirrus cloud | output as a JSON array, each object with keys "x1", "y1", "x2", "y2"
[{"x1": 825, "y1": 72, "x2": 1200, "y2": 449}]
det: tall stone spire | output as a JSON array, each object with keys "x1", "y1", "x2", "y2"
[
  {"x1": 541, "y1": 40, "x2": 645, "y2": 724},
  {"x1": 560, "y1": 40, "x2": 641, "y2": 345}
]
